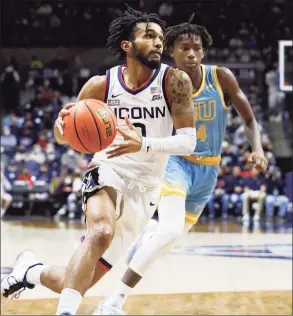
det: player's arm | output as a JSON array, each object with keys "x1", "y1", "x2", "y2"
[
  {"x1": 53, "y1": 75, "x2": 106, "y2": 144},
  {"x1": 217, "y1": 67, "x2": 268, "y2": 172},
  {"x1": 140, "y1": 68, "x2": 197, "y2": 155},
  {"x1": 107, "y1": 68, "x2": 196, "y2": 158}
]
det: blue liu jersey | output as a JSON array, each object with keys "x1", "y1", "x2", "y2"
[{"x1": 192, "y1": 64, "x2": 228, "y2": 158}]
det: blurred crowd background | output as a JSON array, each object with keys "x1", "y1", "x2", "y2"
[{"x1": 0, "y1": 0, "x2": 292, "y2": 228}]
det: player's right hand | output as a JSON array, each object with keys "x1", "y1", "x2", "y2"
[{"x1": 55, "y1": 103, "x2": 75, "y2": 135}]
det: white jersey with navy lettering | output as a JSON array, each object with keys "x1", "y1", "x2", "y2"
[{"x1": 89, "y1": 63, "x2": 173, "y2": 187}]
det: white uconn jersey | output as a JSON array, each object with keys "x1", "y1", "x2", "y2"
[{"x1": 89, "y1": 63, "x2": 173, "y2": 187}]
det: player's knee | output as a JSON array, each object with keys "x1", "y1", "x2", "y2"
[
  {"x1": 87, "y1": 223, "x2": 114, "y2": 252},
  {"x1": 157, "y1": 225, "x2": 184, "y2": 245}
]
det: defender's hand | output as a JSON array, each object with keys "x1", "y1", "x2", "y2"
[
  {"x1": 247, "y1": 152, "x2": 268, "y2": 172},
  {"x1": 55, "y1": 103, "x2": 75, "y2": 135},
  {"x1": 107, "y1": 117, "x2": 142, "y2": 158}
]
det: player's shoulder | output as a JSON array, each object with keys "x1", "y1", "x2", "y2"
[
  {"x1": 86, "y1": 75, "x2": 107, "y2": 88},
  {"x1": 77, "y1": 75, "x2": 107, "y2": 101},
  {"x1": 211, "y1": 65, "x2": 234, "y2": 80},
  {"x1": 165, "y1": 67, "x2": 192, "y2": 86}
]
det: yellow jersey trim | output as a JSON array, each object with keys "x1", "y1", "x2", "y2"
[
  {"x1": 161, "y1": 181, "x2": 187, "y2": 198},
  {"x1": 192, "y1": 65, "x2": 206, "y2": 98},
  {"x1": 185, "y1": 210, "x2": 202, "y2": 225},
  {"x1": 212, "y1": 66, "x2": 229, "y2": 110},
  {"x1": 181, "y1": 154, "x2": 221, "y2": 166}
]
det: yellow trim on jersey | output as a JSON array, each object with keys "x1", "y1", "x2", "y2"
[
  {"x1": 182, "y1": 154, "x2": 221, "y2": 166},
  {"x1": 212, "y1": 66, "x2": 229, "y2": 110},
  {"x1": 192, "y1": 65, "x2": 206, "y2": 98},
  {"x1": 185, "y1": 211, "x2": 201, "y2": 225},
  {"x1": 161, "y1": 181, "x2": 186, "y2": 198}
]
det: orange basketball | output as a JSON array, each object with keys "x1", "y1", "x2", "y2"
[{"x1": 63, "y1": 99, "x2": 117, "y2": 154}]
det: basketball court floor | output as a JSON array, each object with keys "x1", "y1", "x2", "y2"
[{"x1": 1, "y1": 219, "x2": 292, "y2": 315}]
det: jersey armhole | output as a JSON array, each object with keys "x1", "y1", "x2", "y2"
[
  {"x1": 103, "y1": 69, "x2": 111, "y2": 103},
  {"x1": 212, "y1": 66, "x2": 229, "y2": 110},
  {"x1": 162, "y1": 66, "x2": 173, "y2": 114}
]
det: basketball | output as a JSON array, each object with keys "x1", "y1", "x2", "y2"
[{"x1": 63, "y1": 99, "x2": 117, "y2": 154}]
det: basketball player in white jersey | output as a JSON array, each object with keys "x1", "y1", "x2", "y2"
[{"x1": 1, "y1": 6, "x2": 197, "y2": 315}]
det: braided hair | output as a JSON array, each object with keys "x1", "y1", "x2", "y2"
[
  {"x1": 164, "y1": 14, "x2": 213, "y2": 53},
  {"x1": 107, "y1": 4, "x2": 167, "y2": 59}
]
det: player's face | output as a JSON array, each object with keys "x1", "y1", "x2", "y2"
[
  {"x1": 171, "y1": 34, "x2": 204, "y2": 74},
  {"x1": 131, "y1": 22, "x2": 164, "y2": 69}
]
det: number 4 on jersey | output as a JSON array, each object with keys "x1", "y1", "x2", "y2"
[{"x1": 197, "y1": 124, "x2": 207, "y2": 142}]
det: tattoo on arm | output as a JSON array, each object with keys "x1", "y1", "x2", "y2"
[{"x1": 168, "y1": 69, "x2": 194, "y2": 116}]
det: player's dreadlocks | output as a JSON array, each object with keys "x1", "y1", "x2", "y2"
[
  {"x1": 164, "y1": 14, "x2": 213, "y2": 53},
  {"x1": 107, "y1": 4, "x2": 167, "y2": 59}
]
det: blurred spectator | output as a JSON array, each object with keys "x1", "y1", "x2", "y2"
[
  {"x1": 61, "y1": 148, "x2": 82, "y2": 171},
  {"x1": 5, "y1": 161, "x2": 19, "y2": 184},
  {"x1": 264, "y1": 170, "x2": 289, "y2": 220},
  {"x1": 30, "y1": 55, "x2": 44, "y2": 69},
  {"x1": 221, "y1": 141, "x2": 238, "y2": 167},
  {"x1": 67, "y1": 168, "x2": 83, "y2": 220},
  {"x1": 26, "y1": 144, "x2": 46, "y2": 165},
  {"x1": 242, "y1": 169, "x2": 266, "y2": 222},
  {"x1": 18, "y1": 128, "x2": 35, "y2": 151},
  {"x1": 0, "y1": 64, "x2": 20, "y2": 114},
  {"x1": 223, "y1": 166, "x2": 245, "y2": 217},
  {"x1": 37, "y1": 164, "x2": 50, "y2": 182},
  {"x1": 208, "y1": 167, "x2": 228, "y2": 219},
  {"x1": 1, "y1": 146, "x2": 9, "y2": 169},
  {"x1": 18, "y1": 168, "x2": 34, "y2": 188},
  {"x1": 0, "y1": 126, "x2": 17, "y2": 157},
  {"x1": 1, "y1": 169, "x2": 13, "y2": 218},
  {"x1": 45, "y1": 143, "x2": 57, "y2": 163},
  {"x1": 77, "y1": 66, "x2": 91, "y2": 93}
]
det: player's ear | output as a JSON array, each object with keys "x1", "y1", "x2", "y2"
[{"x1": 121, "y1": 41, "x2": 132, "y2": 54}]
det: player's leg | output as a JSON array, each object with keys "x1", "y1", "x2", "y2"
[
  {"x1": 242, "y1": 190, "x2": 251, "y2": 221},
  {"x1": 254, "y1": 190, "x2": 266, "y2": 220},
  {"x1": 55, "y1": 187, "x2": 118, "y2": 315},
  {"x1": 1, "y1": 192, "x2": 12, "y2": 217},
  {"x1": 94, "y1": 156, "x2": 191, "y2": 315}
]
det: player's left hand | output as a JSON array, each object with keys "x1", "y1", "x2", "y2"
[
  {"x1": 247, "y1": 151, "x2": 268, "y2": 172},
  {"x1": 107, "y1": 117, "x2": 142, "y2": 158}
]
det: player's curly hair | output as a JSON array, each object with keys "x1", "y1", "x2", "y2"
[
  {"x1": 107, "y1": 4, "x2": 167, "y2": 59},
  {"x1": 164, "y1": 14, "x2": 213, "y2": 53}
]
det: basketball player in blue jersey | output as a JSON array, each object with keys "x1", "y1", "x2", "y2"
[
  {"x1": 1, "y1": 7, "x2": 197, "y2": 316},
  {"x1": 94, "y1": 16, "x2": 268, "y2": 315}
]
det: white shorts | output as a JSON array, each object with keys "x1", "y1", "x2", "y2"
[{"x1": 81, "y1": 163, "x2": 160, "y2": 267}]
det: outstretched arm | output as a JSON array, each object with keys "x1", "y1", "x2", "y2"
[{"x1": 217, "y1": 67, "x2": 268, "y2": 172}]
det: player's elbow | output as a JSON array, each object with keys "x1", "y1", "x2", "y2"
[
  {"x1": 186, "y1": 134, "x2": 197, "y2": 156},
  {"x1": 177, "y1": 128, "x2": 197, "y2": 156}
]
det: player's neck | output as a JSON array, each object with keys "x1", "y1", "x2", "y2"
[
  {"x1": 123, "y1": 58, "x2": 157, "y2": 89},
  {"x1": 189, "y1": 65, "x2": 203, "y2": 94}
]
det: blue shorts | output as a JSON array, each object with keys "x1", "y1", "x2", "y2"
[{"x1": 162, "y1": 156, "x2": 218, "y2": 222}]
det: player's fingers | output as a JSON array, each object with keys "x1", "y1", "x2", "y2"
[
  {"x1": 59, "y1": 109, "x2": 70, "y2": 117},
  {"x1": 125, "y1": 116, "x2": 136, "y2": 130},
  {"x1": 247, "y1": 154, "x2": 254, "y2": 164},
  {"x1": 110, "y1": 140, "x2": 127, "y2": 147},
  {"x1": 64, "y1": 103, "x2": 75, "y2": 110},
  {"x1": 107, "y1": 147, "x2": 129, "y2": 159},
  {"x1": 55, "y1": 120, "x2": 64, "y2": 135},
  {"x1": 261, "y1": 160, "x2": 267, "y2": 171},
  {"x1": 116, "y1": 126, "x2": 130, "y2": 138}
]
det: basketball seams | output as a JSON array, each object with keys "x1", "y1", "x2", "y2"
[
  {"x1": 84, "y1": 100, "x2": 102, "y2": 150},
  {"x1": 73, "y1": 107, "x2": 93, "y2": 154}
]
